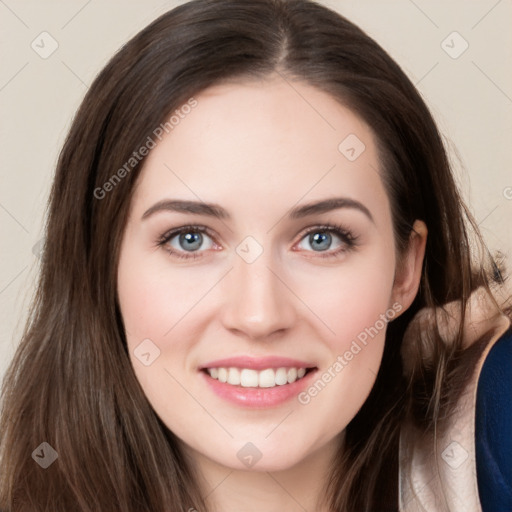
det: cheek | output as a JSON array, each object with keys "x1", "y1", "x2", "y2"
[
  {"x1": 293, "y1": 248, "x2": 396, "y2": 418},
  {"x1": 117, "y1": 251, "x2": 201, "y2": 422},
  {"x1": 117, "y1": 247, "x2": 221, "y2": 399},
  {"x1": 294, "y1": 245, "x2": 396, "y2": 350},
  {"x1": 117, "y1": 246, "x2": 203, "y2": 343}
]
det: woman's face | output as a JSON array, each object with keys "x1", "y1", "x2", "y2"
[{"x1": 117, "y1": 75, "x2": 424, "y2": 472}]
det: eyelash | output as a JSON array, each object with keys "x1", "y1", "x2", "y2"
[{"x1": 155, "y1": 223, "x2": 359, "y2": 261}]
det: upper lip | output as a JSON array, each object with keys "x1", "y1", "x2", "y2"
[{"x1": 199, "y1": 356, "x2": 317, "y2": 371}]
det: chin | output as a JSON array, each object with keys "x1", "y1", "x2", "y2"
[{"x1": 198, "y1": 434, "x2": 321, "y2": 473}]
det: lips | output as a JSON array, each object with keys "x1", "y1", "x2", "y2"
[{"x1": 199, "y1": 355, "x2": 318, "y2": 407}]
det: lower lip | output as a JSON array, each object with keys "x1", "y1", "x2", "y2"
[{"x1": 200, "y1": 369, "x2": 317, "y2": 408}]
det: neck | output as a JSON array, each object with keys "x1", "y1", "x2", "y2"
[{"x1": 183, "y1": 433, "x2": 344, "y2": 512}]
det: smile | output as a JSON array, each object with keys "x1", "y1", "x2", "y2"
[
  {"x1": 204, "y1": 366, "x2": 312, "y2": 388},
  {"x1": 199, "y1": 356, "x2": 318, "y2": 407}
]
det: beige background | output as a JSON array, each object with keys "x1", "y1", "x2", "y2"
[{"x1": 1, "y1": 0, "x2": 511, "y2": 380}]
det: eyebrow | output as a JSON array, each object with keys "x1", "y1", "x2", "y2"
[{"x1": 141, "y1": 197, "x2": 374, "y2": 224}]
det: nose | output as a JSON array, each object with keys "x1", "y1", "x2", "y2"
[{"x1": 219, "y1": 249, "x2": 297, "y2": 341}]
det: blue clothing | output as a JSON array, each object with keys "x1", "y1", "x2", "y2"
[{"x1": 476, "y1": 328, "x2": 512, "y2": 511}]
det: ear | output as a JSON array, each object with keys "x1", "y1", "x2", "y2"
[{"x1": 390, "y1": 220, "x2": 428, "y2": 313}]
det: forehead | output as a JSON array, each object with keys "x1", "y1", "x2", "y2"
[{"x1": 130, "y1": 76, "x2": 389, "y2": 222}]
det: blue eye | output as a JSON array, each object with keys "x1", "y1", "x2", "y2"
[
  {"x1": 306, "y1": 231, "x2": 333, "y2": 251},
  {"x1": 175, "y1": 231, "x2": 208, "y2": 252},
  {"x1": 296, "y1": 224, "x2": 357, "y2": 257},
  {"x1": 157, "y1": 223, "x2": 358, "y2": 260},
  {"x1": 157, "y1": 226, "x2": 216, "y2": 259}
]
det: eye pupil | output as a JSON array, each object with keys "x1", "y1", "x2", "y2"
[
  {"x1": 310, "y1": 232, "x2": 331, "y2": 251},
  {"x1": 179, "y1": 232, "x2": 203, "y2": 251}
]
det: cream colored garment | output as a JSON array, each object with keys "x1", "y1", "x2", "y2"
[{"x1": 399, "y1": 285, "x2": 512, "y2": 511}]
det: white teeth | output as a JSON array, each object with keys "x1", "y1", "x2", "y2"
[
  {"x1": 275, "y1": 368, "x2": 288, "y2": 385},
  {"x1": 218, "y1": 367, "x2": 228, "y2": 383},
  {"x1": 240, "y1": 369, "x2": 258, "y2": 387},
  {"x1": 258, "y1": 369, "x2": 275, "y2": 388},
  {"x1": 227, "y1": 367, "x2": 240, "y2": 385},
  {"x1": 287, "y1": 367, "x2": 297, "y2": 383},
  {"x1": 206, "y1": 366, "x2": 310, "y2": 388}
]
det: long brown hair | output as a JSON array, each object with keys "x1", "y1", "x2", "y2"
[{"x1": 1, "y1": 0, "x2": 510, "y2": 510}]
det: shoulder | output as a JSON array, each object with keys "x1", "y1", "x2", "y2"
[
  {"x1": 475, "y1": 327, "x2": 512, "y2": 512},
  {"x1": 399, "y1": 284, "x2": 512, "y2": 511}
]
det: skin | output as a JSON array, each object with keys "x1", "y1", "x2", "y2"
[{"x1": 117, "y1": 74, "x2": 427, "y2": 512}]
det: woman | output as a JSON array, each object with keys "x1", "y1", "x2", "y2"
[{"x1": 0, "y1": 0, "x2": 510, "y2": 510}]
